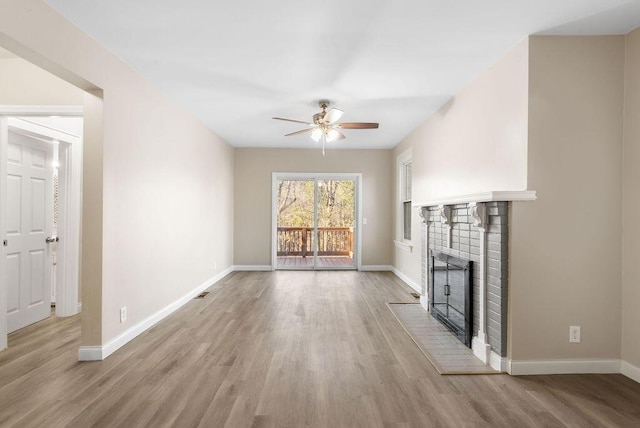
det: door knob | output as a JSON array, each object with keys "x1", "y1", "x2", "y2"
[{"x1": 46, "y1": 236, "x2": 59, "y2": 243}]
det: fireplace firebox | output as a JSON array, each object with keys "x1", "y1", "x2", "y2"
[{"x1": 430, "y1": 251, "x2": 473, "y2": 347}]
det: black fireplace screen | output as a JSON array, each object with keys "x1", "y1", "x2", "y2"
[{"x1": 430, "y1": 251, "x2": 473, "y2": 347}]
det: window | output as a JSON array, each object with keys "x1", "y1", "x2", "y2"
[{"x1": 398, "y1": 149, "x2": 412, "y2": 242}]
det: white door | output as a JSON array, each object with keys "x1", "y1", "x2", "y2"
[{"x1": 5, "y1": 129, "x2": 54, "y2": 332}]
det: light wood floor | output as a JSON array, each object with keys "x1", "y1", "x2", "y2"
[{"x1": 1, "y1": 271, "x2": 639, "y2": 427}]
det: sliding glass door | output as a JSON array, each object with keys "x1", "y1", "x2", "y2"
[
  {"x1": 315, "y1": 179, "x2": 355, "y2": 269},
  {"x1": 274, "y1": 175, "x2": 359, "y2": 270},
  {"x1": 275, "y1": 179, "x2": 315, "y2": 269}
]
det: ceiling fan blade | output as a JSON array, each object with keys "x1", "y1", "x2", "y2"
[
  {"x1": 337, "y1": 122, "x2": 379, "y2": 129},
  {"x1": 273, "y1": 117, "x2": 313, "y2": 125},
  {"x1": 285, "y1": 128, "x2": 314, "y2": 137},
  {"x1": 323, "y1": 108, "x2": 343, "y2": 124}
]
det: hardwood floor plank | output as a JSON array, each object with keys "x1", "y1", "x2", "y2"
[{"x1": 1, "y1": 271, "x2": 639, "y2": 427}]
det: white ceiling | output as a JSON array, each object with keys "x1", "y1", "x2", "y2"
[{"x1": 44, "y1": 0, "x2": 640, "y2": 149}]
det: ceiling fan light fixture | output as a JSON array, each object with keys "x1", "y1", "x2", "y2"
[
  {"x1": 273, "y1": 100, "x2": 379, "y2": 154},
  {"x1": 325, "y1": 128, "x2": 339, "y2": 143}
]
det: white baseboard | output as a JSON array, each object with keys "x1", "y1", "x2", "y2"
[
  {"x1": 490, "y1": 352, "x2": 509, "y2": 372},
  {"x1": 77, "y1": 346, "x2": 102, "y2": 361},
  {"x1": 509, "y1": 358, "x2": 621, "y2": 376},
  {"x1": 78, "y1": 266, "x2": 234, "y2": 361},
  {"x1": 419, "y1": 295, "x2": 428, "y2": 311},
  {"x1": 472, "y1": 336, "x2": 491, "y2": 364},
  {"x1": 390, "y1": 267, "x2": 421, "y2": 294},
  {"x1": 360, "y1": 265, "x2": 393, "y2": 272},
  {"x1": 621, "y1": 360, "x2": 640, "y2": 384},
  {"x1": 232, "y1": 265, "x2": 273, "y2": 271},
  {"x1": 470, "y1": 337, "x2": 508, "y2": 372}
]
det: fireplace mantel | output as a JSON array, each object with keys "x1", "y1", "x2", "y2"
[{"x1": 414, "y1": 190, "x2": 536, "y2": 208}]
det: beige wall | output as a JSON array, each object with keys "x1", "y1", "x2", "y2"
[
  {"x1": 510, "y1": 36, "x2": 624, "y2": 360},
  {"x1": 234, "y1": 148, "x2": 393, "y2": 267},
  {"x1": 81, "y1": 90, "x2": 103, "y2": 345},
  {"x1": 410, "y1": 39, "x2": 529, "y2": 205},
  {"x1": 393, "y1": 39, "x2": 530, "y2": 289},
  {"x1": 0, "y1": 1, "x2": 234, "y2": 347},
  {"x1": 0, "y1": 56, "x2": 84, "y2": 105},
  {"x1": 622, "y1": 28, "x2": 640, "y2": 368}
]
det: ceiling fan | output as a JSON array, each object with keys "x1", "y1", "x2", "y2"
[{"x1": 273, "y1": 100, "x2": 379, "y2": 154}]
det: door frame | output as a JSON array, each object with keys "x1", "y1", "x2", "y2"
[
  {"x1": 0, "y1": 106, "x2": 82, "y2": 350},
  {"x1": 271, "y1": 172, "x2": 363, "y2": 271}
]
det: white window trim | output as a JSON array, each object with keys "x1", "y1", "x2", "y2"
[
  {"x1": 397, "y1": 148, "x2": 413, "y2": 252},
  {"x1": 394, "y1": 240, "x2": 413, "y2": 252}
]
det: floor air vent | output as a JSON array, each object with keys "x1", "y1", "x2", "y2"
[
  {"x1": 195, "y1": 292, "x2": 210, "y2": 299},
  {"x1": 410, "y1": 292, "x2": 420, "y2": 299}
]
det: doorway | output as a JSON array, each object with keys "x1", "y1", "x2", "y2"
[
  {"x1": 272, "y1": 173, "x2": 362, "y2": 270},
  {"x1": 0, "y1": 112, "x2": 83, "y2": 338}
]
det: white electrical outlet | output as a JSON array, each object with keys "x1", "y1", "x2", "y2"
[
  {"x1": 569, "y1": 325, "x2": 581, "y2": 343},
  {"x1": 120, "y1": 306, "x2": 127, "y2": 324}
]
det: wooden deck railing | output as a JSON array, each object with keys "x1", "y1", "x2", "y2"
[{"x1": 277, "y1": 227, "x2": 353, "y2": 257}]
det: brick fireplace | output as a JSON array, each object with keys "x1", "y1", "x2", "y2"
[{"x1": 417, "y1": 191, "x2": 536, "y2": 371}]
